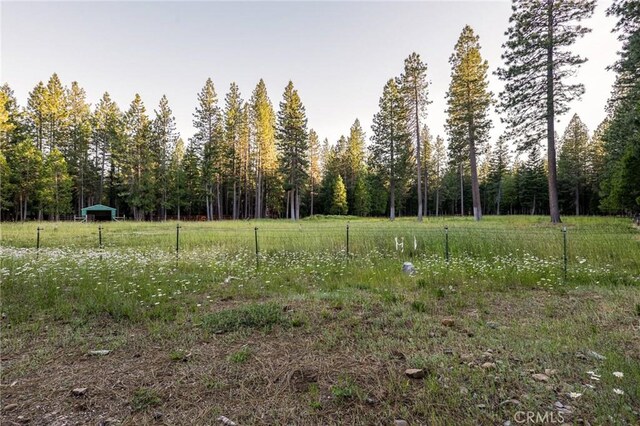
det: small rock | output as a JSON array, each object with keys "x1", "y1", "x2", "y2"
[
  {"x1": 459, "y1": 386, "x2": 469, "y2": 395},
  {"x1": 554, "y1": 401, "x2": 564, "y2": 409},
  {"x1": 402, "y1": 262, "x2": 416, "y2": 275},
  {"x1": 153, "y1": 412, "x2": 163, "y2": 420},
  {"x1": 405, "y1": 368, "x2": 426, "y2": 379},
  {"x1": 428, "y1": 331, "x2": 436, "y2": 338},
  {"x1": 72, "y1": 387, "x2": 87, "y2": 396},
  {"x1": 487, "y1": 321, "x2": 500, "y2": 329},
  {"x1": 365, "y1": 397, "x2": 377, "y2": 405},
  {"x1": 481, "y1": 362, "x2": 496, "y2": 370},
  {"x1": 587, "y1": 350, "x2": 606, "y2": 361},
  {"x1": 88, "y1": 350, "x2": 111, "y2": 356},
  {"x1": 441, "y1": 317, "x2": 455, "y2": 327},
  {"x1": 532, "y1": 373, "x2": 549, "y2": 382},
  {"x1": 545, "y1": 368, "x2": 557, "y2": 376},
  {"x1": 217, "y1": 416, "x2": 237, "y2": 426},
  {"x1": 3, "y1": 403, "x2": 18, "y2": 411},
  {"x1": 394, "y1": 421, "x2": 409, "y2": 426},
  {"x1": 504, "y1": 421, "x2": 512, "y2": 426}
]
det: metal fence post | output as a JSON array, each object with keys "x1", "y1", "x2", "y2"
[
  {"x1": 36, "y1": 226, "x2": 41, "y2": 259},
  {"x1": 444, "y1": 225, "x2": 449, "y2": 262},
  {"x1": 346, "y1": 222, "x2": 350, "y2": 259},
  {"x1": 176, "y1": 223, "x2": 181, "y2": 265},
  {"x1": 98, "y1": 225, "x2": 103, "y2": 249},
  {"x1": 562, "y1": 226, "x2": 568, "y2": 282},
  {"x1": 254, "y1": 227, "x2": 259, "y2": 269}
]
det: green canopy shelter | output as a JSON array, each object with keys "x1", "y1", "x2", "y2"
[{"x1": 81, "y1": 204, "x2": 117, "y2": 221}]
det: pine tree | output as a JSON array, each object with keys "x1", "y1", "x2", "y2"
[
  {"x1": 497, "y1": 0, "x2": 596, "y2": 223},
  {"x1": 344, "y1": 119, "x2": 367, "y2": 214},
  {"x1": 0, "y1": 152, "x2": 12, "y2": 220},
  {"x1": 66, "y1": 82, "x2": 93, "y2": 215},
  {"x1": 91, "y1": 93, "x2": 121, "y2": 205},
  {"x1": 0, "y1": 85, "x2": 23, "y2": 150},
  {"x1": 122, "y1": 94, "x2": 154, "y2": 220},
  {"x1": 308, "y1": 129, "x2": 321, "y2": 216},
  {"x1": 370, "y1": 79, "x2": 412, "y2": 220},
  {"x1": 168, "y1": 137, "x2": 186, "y2": 219},
  {"x1": 43, "y1": 73, "x2": 69, "y2": 154},
  {"x1": 399, "y1": 53, "x2": 429, "y2": 221},
  {"x1": 26, "y1": 82, "x2": 47, "y2": 152},
  {"x1": 239, "y1": 104, "x2": 252, "y2": 218},
  {"x1": 446, "y1": 25, "x2": 493, "y2": 221},
  {"x1": 193, "y1": 78, "x2": 223, "y2": 220},
  {"x1": 152, "y1": 95, "x2": 179, "y2": 220},
  {"x1": 600, "y1": 0, "x2": 640, "y2": 213},
  {"x1": 224, "y1": 83, "x2": 244, "y2": 219},
  {"x1": 39, "y1": 148, "x2": 72, "y2": 220},
  {"x1": 430, "y1": 135, "x2": 447, "y2": 216},
  {"x1": 487, "y1": 135, "x2": 511, "y2": 215},
  {"x1": 352, "y1": 172, "x2": 371, "y2": 216},
  {"x1": 276, "y1": 81, "x2": 309, "y2": 220},
  {"x1": 558, "y1": 114, "x2": 589, "y2": 215},
  {"x1": 181, "y1": 143, "x2": 202, "y2": 216},
  {"x1": 250, "y1": 79, "x2": 279, "y2": 218},
  {"x1": 330, "y1": 175, "x2": 348, "y2": 215},
  {"x1": 588, "y1": 119, "x2": 608, "y2": 213},
  {"x1": 10, "y1": 140, "x2": 43, "y2": 220}
]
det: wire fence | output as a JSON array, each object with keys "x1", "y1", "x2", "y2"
[{"x1": 4, "y1": 222, "x2": 638, "y2": 282}]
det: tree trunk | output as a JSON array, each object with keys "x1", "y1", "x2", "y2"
[
  {"x1": 546, "y1": 0, "x2": 561, "y2": 224},
  {"x1": 575, "y1": 187, "x2": 579, "y2": 216},
  {"x1": 216, "y1": 178, "x2": 223, "y2": 220},
  {"x1": 460, "y1": 163, "x2": 464, "y2": 216},
  {"x1": 435, "y1": 189, "x2": 440, "y2": 217},
  {"x1": 469, "y1": 137, "x2": 482, "y2": 221},
  {"x1": 415, "y1": 87, "x2": 423, "y2": 222}
]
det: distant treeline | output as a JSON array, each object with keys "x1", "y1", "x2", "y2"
[{"x1": 0, "y1": 0, "x2": 637, "y2": 221}]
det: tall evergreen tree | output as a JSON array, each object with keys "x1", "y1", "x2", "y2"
[
  {"x1": 558, "y1": 114, "x2": 590, "y2": 215},
  {"x1": 223, "y1": 83, "x2": 244, "y2": 219},
  {"x1": 193, "y1": 78, "x2": 224, "y2": 220},
  {"x1": 276, "y1": 81, "x2": 309, "y2": 220},
  {"x1": 250, "y1": 79, "x2": 280, "y2": 218},
  {"x1": 168, "y1": 137, "x2": 186, "y2": 219},
  {"x1": 308, "y1": 129, "x2": 321, "y2": 216},
  {"x1": 66, "y1": 81, "x2": 93, "y2": 215},
  {"x1": 26, "y1": 82, "x2": 47, "y2": 152},
  {"x1": 121, "y1": 94, "x2": 154, "y2": 220},
  {"x1": 0, "y1": 152, "x2": 12, "y2": 220},
  {"x1": 430, "y1": 135, "x2": 447, "y2": 216},
  {"x1": 152, "y1": 95, "x2": 179, "y2": 220},
  {"x1": 10, "y1": 140, "x2": 43, "y2": 220},
  {"x1": 497, "y1": 0, "x2": 596, "y2": 223},
  {"x1": 486, "y1": 135, "x2": 511, "y2": 215},
  {"x1": 399, "y1": 53, "x2": 430, "y2": 221},
  {"x1": 446, "y1": 25, "x2": 493, "y2": 221},
  {"x1": 91, "y1": 93, "x2": 121, "y2": 205},
  {"x1": 344, "y1": 119, "x2": 367, "y2": 213},
  {"x1": 39, "y1": 148, "x2": 72, "y2": 220},
  {"x1": 330, "y1": 175, "x2": 348, "y2": 215},
  {"x1": 42, "y1": 73, "x2": 69, "y2": 154},
  {"x1": 370, "y1": 79, "x2": 412, "y2": 220},
  {"x1": 600, "y1": 0, "x2": 640, "y2": 213}
]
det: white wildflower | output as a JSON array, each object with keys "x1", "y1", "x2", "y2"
[
  {"x1": 613, "y1": 371, "x2": 624, "y2": 378},
  {"x1": 613, "y1": 388, "x2": 624, "y2": 395}
]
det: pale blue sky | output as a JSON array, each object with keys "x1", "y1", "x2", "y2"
[{"x1": 1, "y1": 1, "x2": 618, "y2": 151}]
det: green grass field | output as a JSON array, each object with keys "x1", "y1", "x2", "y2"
[{"x1": 1, "y1": 216, "x2": 639, "y2": 425}]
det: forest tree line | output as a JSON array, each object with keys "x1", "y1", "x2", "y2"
[{"x1": 0, "y1": 0, "x2": 638, "y2": 222}]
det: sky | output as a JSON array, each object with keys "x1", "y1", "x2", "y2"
[{"x1": 1, "y1": 1, "x2": 619, "y2": 153}]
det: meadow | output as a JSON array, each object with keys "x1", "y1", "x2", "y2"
[{"x1": 1, "y1": 216, "x2": 639, "y2": 425}]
